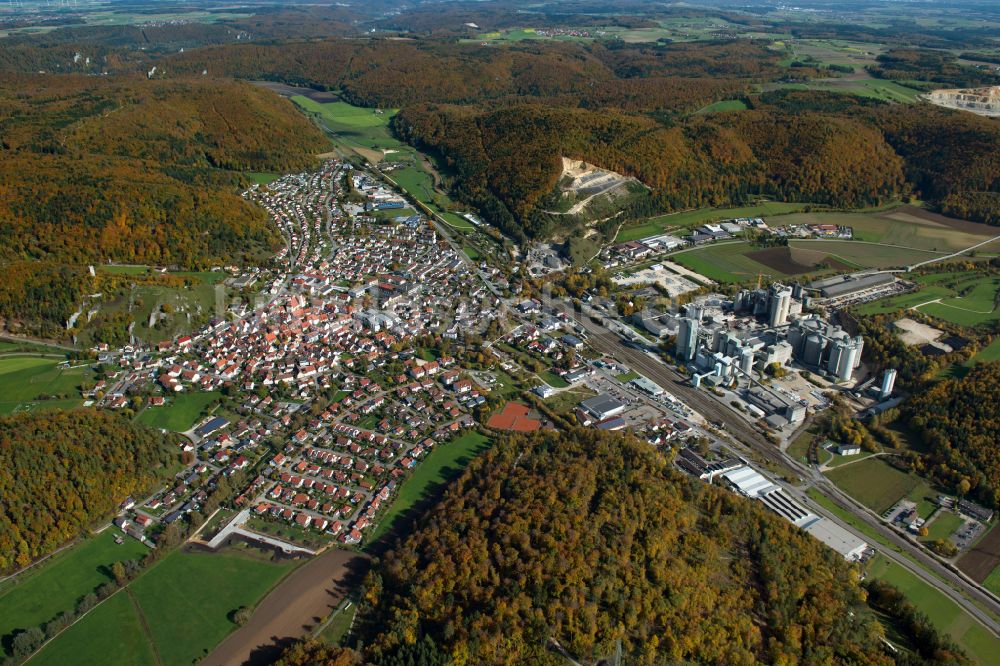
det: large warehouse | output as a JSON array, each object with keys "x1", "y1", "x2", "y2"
[
  {"x1": 579, "y1": 394, "x2": 627, "y2": 421},
  {"x1": 722, "y1": 465, "x2": 868, "y2": 560}
]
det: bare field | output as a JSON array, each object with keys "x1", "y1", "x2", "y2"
[
  {"x1": 203, "y1": 547, "x2": 369, "y2": 666},
  {"x1": 747, "y1": 245, "x2": 853, "y2": 274},
  {"x1": 958, "y1": 523, "x2": 1000, "y2": 582}
]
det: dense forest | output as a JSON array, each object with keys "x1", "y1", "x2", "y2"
[
  {"x1": 869, "y1": 48, "x2": 1000, "y2": 88},
  {"x1": 158, "y1": 38, "x2": 999, "y2": 237},
  {"x1": 905, "y1": 363, "x2": 1000, "y2": 508},
  {"x1": 324, "y1": 429, "x2": 897, "y2": 664},
  {"x1": 0, "y1": 75, "x2": 326, "y2": 335},
  {"x1": 394, "y1": 101, "x2": 906, "y2": 239},
  {"x1": 2, "y1": 13, "x2": 998, "y2": 328},
  {"x1": 163, "y1": 39, "x2": 788, "y2": 111},
  {"x1": 0, "y1": 410, "x2": 175, "y2": 573}
]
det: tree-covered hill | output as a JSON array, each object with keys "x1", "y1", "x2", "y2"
[
  {"x1": 323, "y1": 429, "x2": 902, "y2": 665},
  {"x1": 162, "y1": 38, "x2": 999, "y2": 240},
  {"x1": 0, "y1": 75, "x2": 328, "y2": 336},
  {"x1": 0, "y1": 410, "x2": 175, "y2": 573}
]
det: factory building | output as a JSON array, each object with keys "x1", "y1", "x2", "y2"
[
  {"x1": 768, "y1": 283, "x2": 793, "y2": 327},
  {"x1": 880, "y1": 368, "x2": 897, "y2": 400},
  {"x1": 720, "y1": 465, "x2": 868, "y2": 560},
  {"x1": 810, "y1": 272, "x2": 896, "y2": 298},
  {"x1": 745, "y1": 385, "x2": 806, "y2": 425},
  {"x1": 579, "y1": 394, "x2": 627, "y2": 421},
  {"x1": 676, "y1": 317, "x2": 700, "y2": 361},
  {"x1": 786, "y1": 316, "x2": 863, "y2": 382}
]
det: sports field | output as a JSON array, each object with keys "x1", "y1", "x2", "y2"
[
  {"x1": 0, "y1": 531, "x2": 148, "y2": 657},
  {"x1": 866, "y1": 555, "x2": 999, "y2": 664},
  {"x1": 824, "y1": 456, "x2": 931, "y2": 515},
  {"x1": 0, "y1": 356, "x2": 93, "y2": 414},
  {"x1": 247, "y1": 172, "x2": 281, "y2": 185},
  {"x1": 368, "y1": 432, "x2": 491, "y2": 544},
  {"x1": 33, "y1": 548, "x2": 297, "y2": 666},
  {"x1": 136, "y1": 391, "x2": 221, "y2": 432}
]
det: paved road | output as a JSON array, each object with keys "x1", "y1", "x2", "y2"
[
  {"x1": 567, "y1": 305, "x2": 1000, "y2": 637},
  {"x1": 0, "y1": 333, "x2": 77, "y2": 351}
]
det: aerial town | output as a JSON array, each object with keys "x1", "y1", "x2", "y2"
[
  {"x1": 83, "y1": 154, "x2": 995, "y2": 575},
  {"x1": 4, "y1": 2, "x2": 1000, "y2": 662}
]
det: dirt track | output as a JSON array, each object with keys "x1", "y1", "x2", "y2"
[{"x1": 203, "y1": 547, "x2": 369, "y2": 666}]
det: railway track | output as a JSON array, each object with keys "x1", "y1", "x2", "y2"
[{"x1": 568, "y1": 307, "x2": 1000, "y2": 635}]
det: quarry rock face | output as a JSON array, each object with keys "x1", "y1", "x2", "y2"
[{"x1": 926, "y1": 86, "x2": 1000, "y2": 117}]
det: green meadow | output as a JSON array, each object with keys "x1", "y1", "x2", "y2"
[
  {"x1": 33, "y1": 547, "x2": 297, "y2": 666},
  {"x1": 368, "y1": 432, "x2": 491, "y2": 544},
  {"x1": 136, "y1": 391, "x2": 221, "y2": 432},
  {"x1": 0, "y1": 356, "x2": 93, "y2": 415},
  {"x1": 0, "y1": 531, "x2": 148, "y2": 657}
]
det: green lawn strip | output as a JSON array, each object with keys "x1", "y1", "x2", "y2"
[
  {"x1": 0, "y1": 532, "x2": 148, "y2": 655},
  {"x1": 806, "y1": 487, "x2": 893, "y2": 546},
  {"x1": 853, "y1": 273, "x2": 1000, "y2": 325},
  {"x1": 973, "y1": 338, "x2": 1000, "y2": 363},
  {"x1": 31, "y1": 590, "x2": 157, "y2": 666},
  {"x1": 922, "y1": 511, "x2": 965, "y2": 543},
  {"x1": 168, "y1": 270, "x2": 228, "y2": 286},
  {"x1": 368, "y1": 432, "x2": 491, "y2": 544},
  {"x1": 317, "y1": 602, "x2": 357, "y2": 646},
  {"x1": 866, "y1": 555, "x2": 999, "y2": 663},
  {"x1": 540, "y1": 371, "x2": 570, "y2": 388},
  {"x1": 852, "y1": 285, "x2": 956, "y2": 316},
  {"x1": 135, "y1": 391, "x2": 221, "y2": 432},
  {"x1": 616, "y1": 370, "x2": 640, "y2": 382},
  {"x1": 97, "y1": 264, "x2": 150, "y2": 276},
  {"x1": 490, "y1": 371, "x2": 524, "y2": 399},
  {"x1": 0, "y1": 397, "x2": 85, "y2": 416},
  {"x1": 787, "y1": 429, "x2": 815, "y2": 464},
  {"x1": 981, "y1": 564, "x2": 1000, "y2": 597},
  {"x1": 824, "y1": 450, "x2": 879, "y2": 468},
  {"x1": 127, "y1": 549, "x2": 297, "y2": 666},
  {"x1": 244, "y1": 517, "x2": 331, "y2": 551},
  {"x1": 824, "y1": 457, "x2": 923, "y2": 514}
]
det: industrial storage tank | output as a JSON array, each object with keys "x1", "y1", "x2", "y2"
[
  {"x1": 837, "y1": 342, "x2": 860, "y2": 381},
  {"x1": 827, "y1": 342, "x2": 845, "y2": 376},
  {"x1": 803, "y1": 333, "x2": 826, "y2": 366}
]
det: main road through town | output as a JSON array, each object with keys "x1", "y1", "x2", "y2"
[{"x1": 566, "y1": 305, "x2": 1000, "y2": 637}]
